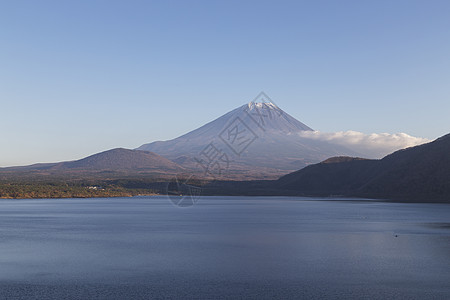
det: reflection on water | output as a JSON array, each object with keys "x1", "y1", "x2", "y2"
[{"x1": 0, "y1": 196, "x2": 449, "y2": 299}]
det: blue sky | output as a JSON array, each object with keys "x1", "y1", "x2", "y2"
[{"x1": 1, "y1": 0, "x2": 449, "y2": 166}]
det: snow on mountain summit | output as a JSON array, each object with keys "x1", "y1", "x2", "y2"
[
  {"x1": 239, "y1": 101, "x2": 313, "y2": 133},
  {"x1": 247, "y1": 101, "x2": 279, "y2": 110}
]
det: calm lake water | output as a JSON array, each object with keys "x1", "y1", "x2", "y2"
[{"x1": 0, "y1": 196, "x2": 449, "y2": 299}]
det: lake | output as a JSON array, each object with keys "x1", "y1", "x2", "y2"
[{"x1": 0, "y1": 196, "x2": 449, "y2": 299}]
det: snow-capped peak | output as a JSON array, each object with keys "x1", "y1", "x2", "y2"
[{"x1": 247, "y1": 101, "x2": 279, "y2": 111}]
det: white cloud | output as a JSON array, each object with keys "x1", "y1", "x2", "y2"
[{"x1": 298, "y1": 130, "x2": 430, "y2": 159}]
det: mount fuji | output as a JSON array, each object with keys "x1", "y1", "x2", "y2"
[{"x1": 137, "y1": 101, "x2": 360, "y2": 179}]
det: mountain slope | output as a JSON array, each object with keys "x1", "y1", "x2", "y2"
[
  {"x1": 278, "y1": 133, "x2": 450, "y2": 202},
  {"x1": 137, "y1": 101, "x2": 360, "y2": 176}
]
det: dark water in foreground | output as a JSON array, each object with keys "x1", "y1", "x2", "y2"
[{"x1": 0, "y1": 196, "x2": 449, "y2": 299}]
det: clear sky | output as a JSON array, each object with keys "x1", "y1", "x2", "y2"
[{"x1": 1, "y1": 0, "x2": 449, "y2": 167}]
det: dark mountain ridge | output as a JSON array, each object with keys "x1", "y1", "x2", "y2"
[{"x1": 277, "y1": 133, "x2": 450, "y2": 202}]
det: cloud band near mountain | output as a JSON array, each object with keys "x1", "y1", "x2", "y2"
[{"x1": 298, "y1": 130, "x2": 430, "y2": 159}]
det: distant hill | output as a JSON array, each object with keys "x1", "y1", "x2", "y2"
[
  {"x1": 53, "y1": 148, "x2": 182, "y2": 171},
  {"x1": 1, "y1": 148, "x2": 184, "y2": 179},
  {"x1": 277, "y1": 133, "x2": 450, "y2": 202}
]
